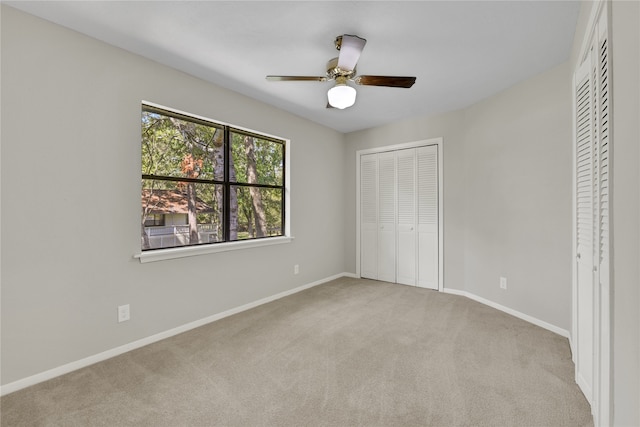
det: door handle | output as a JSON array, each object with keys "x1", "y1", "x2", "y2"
[{"x1": 577, "y1": 253, "x2": 581, "y2": 259}]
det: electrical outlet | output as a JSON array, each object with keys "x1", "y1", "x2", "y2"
[
  {"x1": 118, "y1": 304, "x2": 130, "y2": 323},
  {"x1": 500, "y1": 277, "x2": 507, "y2": 290},
  {"x1": 294, "y1": 264, "x2": 299, "y2": 275}
]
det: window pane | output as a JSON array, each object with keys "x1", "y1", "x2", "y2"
[
  {"x1": 230, "y1": 132, "x2": 284, "y2": 186},
  {"x1": 230, "y1": 186, "x2": 283, "y2": 240},
  {"x1": 142, "y1": 179, "x2": 223, "y2": 250},
  {"x1": 142, "y1": 110, "x2": 224, "y2": 181}
]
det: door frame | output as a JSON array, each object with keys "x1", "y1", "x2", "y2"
[{"x1": 355, "y1": 137, "x2": 444, "y2": 291}]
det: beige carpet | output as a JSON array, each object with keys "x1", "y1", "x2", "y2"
[{"x1": 1, "y1": 277, "x2": 592, "y2": 426}]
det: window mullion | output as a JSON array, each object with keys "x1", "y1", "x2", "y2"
[
  {"x1": 142, "y1": 174, "x2": 221, "y2": 185},
  {"x1": 281, "y1": 144, "x2": 286, "y2": 235},
  {"x1": 223, "y1": 126, "x2": 231, "y2": 242}
]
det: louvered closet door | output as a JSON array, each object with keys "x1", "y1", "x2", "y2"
[
  {"x1": 396, "y1": 149, "x2": 417, "y2": 285},
  {"x1": 360, "y1": 154, "x2": 378, "y2": 280},
  {"x1": 359, "y1": 143, "x2": 440, "y2": 288},
  {"x1": 593, "y1": 12, "x2": 611, "y2": 422},
  {"x1": 596, "y1": 15, "x2": 610, "y2": 321},
  {"x1": 377, "y1": 151, "x2": 397, "y2": 283},
  {"x1": 417, "y1": 145, "x2": 439, "y2": 290},
  {"x1": 575, "y1": 52, "x2": 595, "y2": 401}
]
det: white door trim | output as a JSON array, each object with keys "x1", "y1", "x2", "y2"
[{"x1": 355, "y1": 137, "x2": 443, "y2": 291}]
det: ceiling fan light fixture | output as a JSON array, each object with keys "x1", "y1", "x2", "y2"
[{"x1": 327, "y1": 81, "x2": 356, "y2": 109}]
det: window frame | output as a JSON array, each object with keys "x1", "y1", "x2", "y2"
[{"x1": 136, "y1": 101, "x2": 292, "y2": 263}]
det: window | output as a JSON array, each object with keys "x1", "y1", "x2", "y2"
[
  {"x1": 141, "y1": 104, "x2": 286, "y2": 251},
  {"x1": 144, "y1": 214, "x2": 165, "y2": 227}
]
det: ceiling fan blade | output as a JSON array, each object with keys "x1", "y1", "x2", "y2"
[
  {"x1": 354, "y1": 75, "x2": 416, "y2": 88},
  {"x1": 266, "y1": 76, "x2": 327, "y2": 82},
  {"x1": 337, "y1": 34, "x2": 367, "y2": 71}
]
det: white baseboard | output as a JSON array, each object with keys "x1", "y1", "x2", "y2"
[
  {"x1": 576, "y1": 372, "x2": 593, "y2": 405},
  {"x1": 568, "y1": 335, "x2": 576, "y2": 363},
  {"x1": 443, "y1": 288, "x2": 570, "y2": 338},
  {"x1": 0, "y1": 272, "x2": 351, "y2": 396}
]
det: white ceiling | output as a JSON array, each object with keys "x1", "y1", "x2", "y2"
[{"x1": 8, "y1": 1, "x2": 580, "y2": 133}]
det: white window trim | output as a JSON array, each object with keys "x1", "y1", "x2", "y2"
[
  {"x1": 134, "y1": 236, "x2": 294, "y2": 263},
  {"x1": 135, "y1": 101, "x2": 292, "y2": 263}
]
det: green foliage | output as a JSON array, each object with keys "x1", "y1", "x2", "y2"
[
  {"x1": 142, "y1": 111, "x2": 221, "y2": 180},
  {"x1": 235, "y1": 186, "x2": 283, "y2": 237},
  {"x1": 230, "y1": 132, "x2": 284, "y2": 186}
]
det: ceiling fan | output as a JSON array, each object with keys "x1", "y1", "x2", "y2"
[{"x1": 266, "y1": 34, "x2": 417, "y2": 110}]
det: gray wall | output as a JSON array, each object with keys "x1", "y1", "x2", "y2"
[
  {"x1": 610, "y1": 2, "x2": 640, "y2": 425},
  {"x1": 345, "y1": 62, "x2": 572, "y2": 330},
  {"x1": 1, "y1": 6, "x2": 346, "y2": 385},
  {"x1": 462, "y1": 62, "x2": 572, "y2": 328}
]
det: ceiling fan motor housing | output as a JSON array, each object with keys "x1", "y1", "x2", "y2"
[{"x1": 326, "y1": 58, "x2": 356, "y2": 80}]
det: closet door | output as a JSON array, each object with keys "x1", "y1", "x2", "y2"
[
  {"x1": 358, "y1": 142, "x2": 441, "y2": 289},
  {"x1": 360, "y1": 153, "x2": 378, "y2": 280},
  {"x1": 594, "y1": 12, "x2": 611, "y2": 423},
  {"x1": 396, "y1": 149, "x2": 417, "y2": 285},
  {"x1": 574, "y1": 52, "x2": 595, "y2": 402},
  {"x1": 377, "y1": 151, "x2": 396, "y2": 283},
  {"x1": 417, "y1": 145, "x2": 439, "y2": 290}
]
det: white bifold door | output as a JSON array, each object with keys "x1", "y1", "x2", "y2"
[
  {"x1": 360, "y1": 145, "x2": 439, "y2": 290},
  {"x1": 572, "y1": 4, "x2": 611, "y2": 423}
]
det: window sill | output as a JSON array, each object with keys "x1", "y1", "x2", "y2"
[{"x1": 134, "y1": 236, "x2": 294, "y2": 263}]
